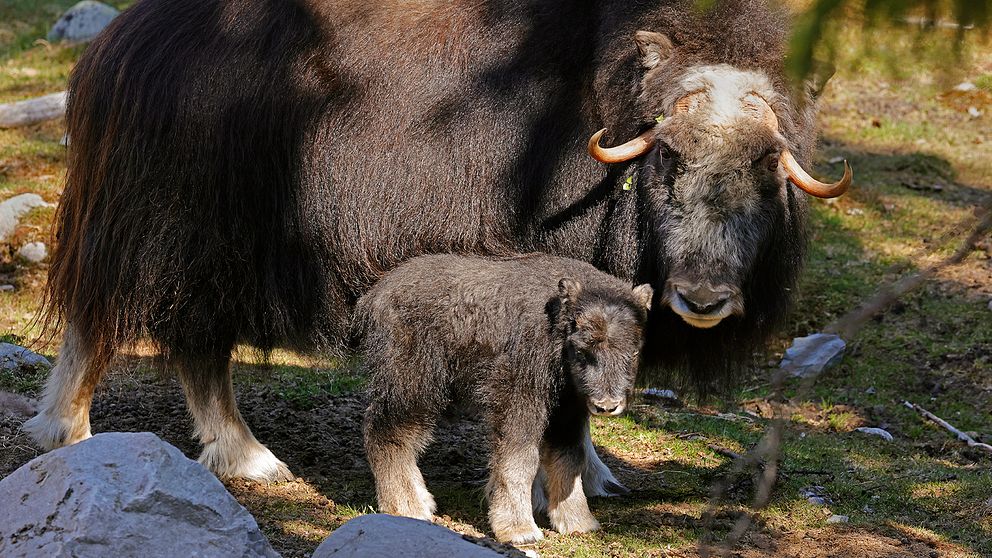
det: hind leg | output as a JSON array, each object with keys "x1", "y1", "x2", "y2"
[
  {"x1": 24, "y1": 325, "x2": 109, "y2": 450},
  {"x1": 176, "y1": 352, "x2": 292, "y2": 482},
  {"x1": 364, "y1": 407, "x2": 436, "y2": 520}
]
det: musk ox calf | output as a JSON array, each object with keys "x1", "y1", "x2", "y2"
[{"x1": 355, "y1": 254, "x2": 652, "y2": 544}]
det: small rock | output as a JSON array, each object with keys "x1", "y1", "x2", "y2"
[
  {"x1": 969, "y1": 107, "x2": 983, "y2": 118},
  {"x1": 0, "y1": 433, "x2": 278, "y2": 558},
  {"x1": 827, "y1": 156, "x2": 845, "y2": 164},
  {"x1": 0, "y1": 342, "x2": 51, "y2": 370},
  {"x1": 312, "y1": 514, "x2": 509, "y2": 558},
  {"x1": 0, "y1": 284, "x2": 13, "y2": 292},
  {"x1": 17, "y1": 242, "x2": 47, "y2": 263},
  {"x1": 47, "y1": 1, "x2": 120, "y2": 44},
  {"x1": 0, "y1": 193, "x2": 52, "y2": 242},
  {"x1": 780, "y1": 333, "x2": 846, "y2": 379},
  {"x1": 642, "y1": 388, "x2": 678, "y2": 401},
  {"x1": 987, "y1": 299, "x2": 992, "y2": 312},
  {"x1": 864, "y1": 386, "x2": 876, "y2": 395},
  {"x1": 856, "y1": 427, "x2": 894, "y2": 441},
  {"x1": 954, "y1": 82, "x2": 978, "y2": 92},
  {"x1": 826, "y1": 514, "x2": 849, "y2": 524},
  {"x1": 800, "y1": 486, "x2": 831, "y2": 506}
]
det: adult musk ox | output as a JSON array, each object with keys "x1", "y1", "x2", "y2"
[{"x1": 27, "y1": 0, "x2": 851, "y2": 486}]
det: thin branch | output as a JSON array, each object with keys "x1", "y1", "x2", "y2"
[{"x1": 903, "y1": 401, "x2": 992, "y2": 454}]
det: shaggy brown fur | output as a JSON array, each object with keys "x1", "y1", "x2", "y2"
[{"x1": 356, "y1": 254, "x2": 651, "y2": 543}]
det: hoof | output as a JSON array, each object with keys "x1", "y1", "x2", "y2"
[
  {"x1": 550, "y1": 508, "x2": 601, "y2": 535},
  {"x1": 497, "y1": 523, "x2": 544, "y2": 546},
  {"x1": 200, "y1": 438, "x2": 294, "y2": 483},
  {"x1": 22, "y1": 411, "x2": 91, "y2": 451}
]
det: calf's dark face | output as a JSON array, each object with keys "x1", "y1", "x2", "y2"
[{"x1": 558, "y1": 279, "x2": 652, "y2": 416}]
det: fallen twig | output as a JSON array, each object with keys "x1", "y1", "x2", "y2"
[
  {"x1": 0, "y1": 91, "x2": 67, "y2": 128},
  {"x1": 707, "y1": 444, "x2": 744, "y2": 461},
  {"x1": 903, "y1": 401, "x2": 992, "y2": 455}
]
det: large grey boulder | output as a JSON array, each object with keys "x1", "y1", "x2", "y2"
[
  {"x1": 47, "y1": 1, "x2": 120, "y2": 44},
  {"x1": 0, "y1": 343, "x2": 51, "y2": 370},
  {"x1": 312, "y1": 514, "x2": 512, "y2": 558},
  {"x1": 0, "y1": 432, "x2": 278, "y2": 558}
]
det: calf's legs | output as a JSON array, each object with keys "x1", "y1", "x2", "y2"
[
  {"x1": 542, "y1": 422, "x2": 600, "y2": 534},
  {"x1": 364, "y1": 405, "x2": 436, "y2": 520},
  {"x1": 487, "y1": 406, "x2": 545, "y2": 544}
]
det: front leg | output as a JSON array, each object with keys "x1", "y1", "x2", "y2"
[
  {"x1": 487, "y1": 406, "x2": 545, "y2": 545},
  {"x1": 542, "y1": 418, "x2": 600, "y2": 534}
]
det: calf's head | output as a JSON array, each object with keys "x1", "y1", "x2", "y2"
[{"x1": 558, "y1": 278, "x2": 653, "y2": 416}]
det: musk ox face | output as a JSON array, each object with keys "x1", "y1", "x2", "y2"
[
  {"x1": 558, "y1": 279, "x2": 652, "y2": 416},
  {"x1": 589, "y1": 31, "x2": 849, "y2": 332},
  {"x1": 648, "y1": 66, "x2": 792, "y2": 329}
]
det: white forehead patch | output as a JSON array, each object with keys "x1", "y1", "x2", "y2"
[{"x1": 675, "y1": 65, "x2": 779, "y2": 126}]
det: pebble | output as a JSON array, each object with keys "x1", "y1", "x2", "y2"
[
  {"x1": 954, "y1": 82, "x2": 978, "y2": 92},
  {"x1": 826, "y1": 515, "x2": 849, "y2": 524},
  {"x1": 642, "y1": 388, "x2": 678, "y2": 400},
  {"x1": 969, "y1": 107, "x2": 983, "y2": 118},
  {"x1": 17, "y1": 241, "x2": 47, "y2": 263},
  {"x1": 0, "y1": 285, "x2": 13, "y2": 292},
  {"x1": 800, "y1": 486, "x2": 831, "y2": 506},
  {"x1": 780, "y1": 333, "x2": 847, "y2": 379}
]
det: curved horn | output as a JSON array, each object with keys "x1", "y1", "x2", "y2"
[
  {"x1": 751, "y1": 94, "x2": 852, "y2": 199},
  {"x1": 781, "y1": 150, "x2": 852, "y2": 199},
  {"x1": 588, "y1": 128, "x2": 656, "y2": 164}
]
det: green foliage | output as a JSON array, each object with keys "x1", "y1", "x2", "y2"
[{"x1": 787, "y1": 0, "x2": 992, "y2": 82}]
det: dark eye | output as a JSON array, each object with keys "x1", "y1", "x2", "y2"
[{"x1": 753, "y1": 148, "x2": 781, "y2": 173}]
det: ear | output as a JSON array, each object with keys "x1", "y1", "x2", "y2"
[
  {"x1": 634, "y1": 30, "x2": 674, "y2": 70},
  {"x1": 632, "y1": 283, "x2": 654, "y2": 310},
  {"x1": 558, "y1": 278, "x2": 582, "y2": 303},
  {"x1": 806, "y1": 59, "x2": 836, "y2": 98}
]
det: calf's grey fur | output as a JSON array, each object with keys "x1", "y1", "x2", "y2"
[{"x1": 356, "y1": 254, "x2": 651, "y2": 544}]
